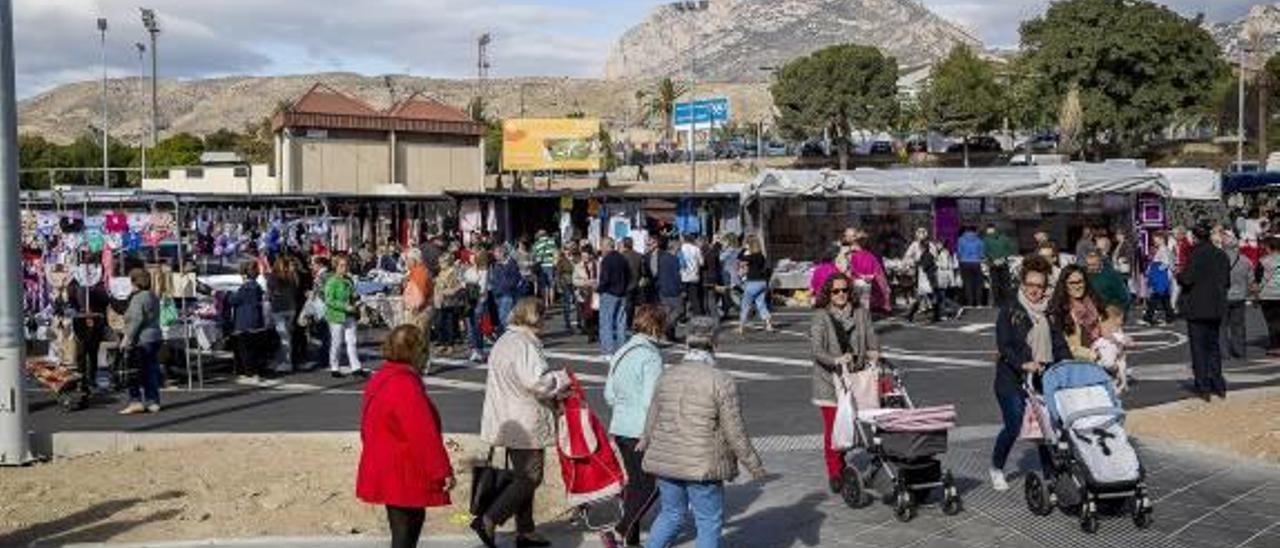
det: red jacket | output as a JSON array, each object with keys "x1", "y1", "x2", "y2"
[{"x1": 357, "y1": 361, "x2": 453, "y2": 508}]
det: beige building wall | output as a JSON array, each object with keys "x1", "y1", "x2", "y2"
[
  {"x1": 298, "y1": 138, "x2": 390, "y2": 193},
  {"x1": 399, "y1": 141, "x2": 483, "y2": 194},
  {"x1": 142, "y1": 164, "x2": 279, "y2": 194}
]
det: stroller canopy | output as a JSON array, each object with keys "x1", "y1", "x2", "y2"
[{"x1": 1041, "y1": 361, "x2": 1121, "y2": 426}]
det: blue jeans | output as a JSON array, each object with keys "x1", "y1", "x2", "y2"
[
  {"x1": 126, "y1": 341, "x2": 162, "y2": 405},
  {"x1": 598, "y1": 292, "x2": 627, "y2": 355},
  {"x1": 645, "y1": 477, "x2": 723, "y2": 548},
  {"x1": 468, "y1": 297, "x2": 488, "y2": 355},
  {"x1": 539, "y1": 265, "x2": 555, "y2": 297},
  {"x1": 740, "y1": 280, "x2": 771, "y2": 325},
  {"x1": 991, "y1": 380, "x2": 1054, "y2": 473},
  {"x1": 496, "y1": 294, "x2": 516, "y2": 333}
]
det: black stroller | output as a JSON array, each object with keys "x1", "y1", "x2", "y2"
[{"x1": 839, "y1": 360, "x2": 962, "y2": 522}]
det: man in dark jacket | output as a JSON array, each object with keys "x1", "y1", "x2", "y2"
[
  {"x1": 228, "y1": 260, "x2": 270, "y2": 378},
  {"x1": 621, "y1": 237, "x2": 644, "y2": 329},
  {"x1": 1177, "y1": 223, "x2": 1231, "y2": 400},
  {"x1": 597, "y1": 237, "x2": 632, "y2": 355},
  {"x1": 488, "y1": 245, "x2": 523, "y2": 333},
  {"x1": 655, "y1": 239, "x2": 683, "y2": 340}
]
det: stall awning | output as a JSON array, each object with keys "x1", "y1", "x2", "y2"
[
  {"x1": 1149, "y1": 168, "x2": 1221, "y2": 201},
  {"x1": 743, "y1": 165, "x2": 1171, "y2": 204}
]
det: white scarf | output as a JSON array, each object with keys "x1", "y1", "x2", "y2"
[{"x1": 1018, "y1": 289, "x2": 1053, "y2": 364}]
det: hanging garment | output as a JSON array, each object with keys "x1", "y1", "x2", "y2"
[
  {"x1": 608, "y1": 214, "x2": 631, "y2": 241},
  {"x1": 559, "y1": 211, "x2": 573, "y2": 245},
  {"x1": 587, "y1": 217, "x2": 602, "y2": 250},
  {"x1": 486, "y1": 201, "x2": 498, "y2": 233},
  {"x1": 675, "y1": 199, "x2": 700, "y2": 235}
]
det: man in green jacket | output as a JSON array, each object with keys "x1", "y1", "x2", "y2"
[
  {"x1": 1085, "y1": 250, "x2": 1131, "y2": 312},
  {"x1": 983, "y1": 225, "x2": 1017, "y2": 308}
]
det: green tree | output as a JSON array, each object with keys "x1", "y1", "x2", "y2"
[
  {"x1": 920, "y1": 45, "x2": 1004, "y2": 166},
  {"x1": 1019, "y1": 0, "x2": 1225, "y2": 156},
  {"x1": 646, "y1": 77, "x2": 688, "y2": 146},
  {"x1": 484, "y1": 121, "x2": 502, "y2": 175},
  {"x1": 771, "y1": 44, "x2": 900, "y2": 169},
  {"x1": 17, "y1": 134, "x2": 59, "y2": 189},
  {"x1": 149, "y1": 133, "x2": 204, "y2": 170},
  {"x1": 236, "y1": 117, "x2": 275, "y2": 166},
  {"x1": 203, "y1": 128, "x2": 241, "y2": 151},
  {"x1": 1004, "y1": 55, "x2": 1056, "y2": 160}
]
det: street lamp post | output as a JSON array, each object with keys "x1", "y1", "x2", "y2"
[
  {"x1": 135, "y1": 42, "x2": 146, "y2": 182},
  {"x1": 1239, "y1": 45, "x2": 1248, "y2": 169},
  {"x1": 98, "y1": 17, "x2": 108, "y2": 188},
  {"x1": 670, "y1": 1, "x2": 708, "y2": 194},
  {"x1": 0, "y1": 0, "x2": 33, "y2": 466},
  {"x1": 141, "y1": 9, "x2": 159, "y2": 154}
]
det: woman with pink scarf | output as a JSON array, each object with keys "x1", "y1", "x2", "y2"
[{"x1": 843, "y1": 235, "x2": 892, "y2": 314}]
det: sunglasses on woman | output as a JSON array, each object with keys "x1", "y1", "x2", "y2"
[{"x1": 831, "y1": 287, "x2": 850, "y2": 295}]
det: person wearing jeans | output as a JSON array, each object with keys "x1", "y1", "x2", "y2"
[
  {"x1": 605, "y1": 305, "x2": 667, "y2": 546},
  {"x1": 737, "y1": 236, "x2": 773, "y2": 334},
  {"x1": 1256, "y1": 238, "x2": 1280, "y2": 356},
  {"x1": 640, "y1": 317, "x2": 766, "y2": 548},
  {"x1": 324, "y1": 255, "x2": 365, "y2": 378},
  {"x1": 990, "y1": 256, "x2": 1067, "y2": 490},
  {"x1": 119, "y1": 268, "x2": 163, "y2": 415},
  {"x1": 956, "y1": 228, "x2": 986, "y2": 307},
  {"x1": 489, "y1": 245, "x2": 523, "y2": 334},
  {"x1": 597, "y1": 238, "x2": 632, "y2": 355}
]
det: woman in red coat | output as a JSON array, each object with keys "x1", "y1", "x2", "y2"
[{"x1": 357, "y1": 325, "x2": 455, "y2": 548}]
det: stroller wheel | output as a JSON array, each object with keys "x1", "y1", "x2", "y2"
[
  {"x1": 840, "y1": 466, "x2": 867, "y2": 509},
  {"x1": 1080, "y1": 502, "x2": 1100, "y2": 534},
  {"x1": 941, "y1": 472, "x2": 962, "y2": 516},
  {"x1": 893, "y1": 490, "x2": 916, "y2": 522},
  {"x1": 56, "y1": 391, "x2": 86, "y2": 413},
  {"x1": 1132, "y1": 497, "x2": 1154, "y2": 529},
  {"x1": 1024, "y1": 472, "x2": 1053, "y2": 516}
]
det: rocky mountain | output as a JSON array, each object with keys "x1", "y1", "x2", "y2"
[
  {"x1": 17, "y1": 73, "x2": 773, "y2": 145},
  {"x1": 604, "y1": 0, "x2": 983, "y2": 82},
  {"x1": 1205, "y1": 4, "x2": 1280, "y2": 62}
]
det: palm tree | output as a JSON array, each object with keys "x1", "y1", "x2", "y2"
[{"x1": 647, "y1": 77, "x2": 688, "y2": 146}]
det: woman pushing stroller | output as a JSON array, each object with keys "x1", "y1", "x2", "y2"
[{"x1": 990, "y1": 255, "x2": 1070, "y2": 491}]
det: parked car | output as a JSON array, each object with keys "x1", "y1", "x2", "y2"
[
  {"x1": 905, "y1": 139, "x2": 929, "y2": 154},
  {"x1": 947, "y1": 136, "x2": 1003, "y2": 154},
  {"x1": 868, "y1": 141, "x2": 894, "y2": 156},
  {"x1": 1014, "y1": 134, "x2": 1059, "y2": 153}
]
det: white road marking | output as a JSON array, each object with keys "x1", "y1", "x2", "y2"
[{"x1": 956, "y1": 323, "x2": 994, "y2": 333}]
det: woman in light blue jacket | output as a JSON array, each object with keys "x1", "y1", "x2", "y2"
[{"x1": 604, "y1": 304, "x2": 668, "y2": 547}]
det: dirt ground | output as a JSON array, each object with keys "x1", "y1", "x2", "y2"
[
  {"x1": 0, "y1": 435, "x2": 573, "y2": 546},
  {"x1": 1128, "y1": 387, "x2": 1280, "y2": 464}
]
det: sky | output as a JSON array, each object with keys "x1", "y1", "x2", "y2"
[{"x1": 13, "y1": 0, "x2": 1264, "y2": 98}]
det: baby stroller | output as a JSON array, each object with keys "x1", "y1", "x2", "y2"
[
  {"x1": 1023, "y1": 361, "x2": 1153, "y2": 533},
  {"x1": 25, "y1": 356, "x2": 88, "y2": 412},
  {"x1": 839, "y1": 360, "x2": 962, "y2": 522}
]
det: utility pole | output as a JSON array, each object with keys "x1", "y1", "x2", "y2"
[
  {"x1": 141, "y1": 9, "x2": 159, "y2": 154},
  {"x1": 1239, "y1": 45, "x2": 1249, "y2": 169},
  {"x1": 671, "y1": 1, "x2": 708, "y2": 194},
  {"x1": 98, "y1": 17, "x2": 109, "y2": 188},
  {"x1": 477, "y1": 33, "x2": 491, "y2": 116},
  {"x1": 0, "y1": 0, "x2": 33, "y2": 466},
  {"x1": 136, "y1": 42, "x2": 146, "y2": 182}
]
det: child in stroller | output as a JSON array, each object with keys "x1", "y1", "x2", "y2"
[
  {"x1": 837, "y1": 360, "x2": 962, "y2": 522},
  {"x1": 1023, "y1": 360, "x2": 1153, "y2": 533}
]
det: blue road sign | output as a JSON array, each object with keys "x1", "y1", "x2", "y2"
[{"x1": 673, "y1": 98, "x2": 730, "y2": 127}]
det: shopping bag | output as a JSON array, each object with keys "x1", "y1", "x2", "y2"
[
  {"x1": 470, "y1": 448, "x2": 514, "y2": 516},
  {"x1": 830, "y1": 390, "x2": 858, "y2": 451},
  {"x1": 847, "y1": 366, "x2": 881, "y2": 412},
  {"x1": 1019, "y1": 396, "x2": 1044, "y2": 440}
]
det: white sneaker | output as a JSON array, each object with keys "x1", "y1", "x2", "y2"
[{"x1": 989, "y1": 467, "x2": 1009, "y2": 491}]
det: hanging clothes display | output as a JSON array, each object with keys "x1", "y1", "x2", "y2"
[
  {"x1": 486, "y1": 201, "x2": 498, "y2": 233},
  {"x1": 559, "y1": 211, "x2": 573, "y2": 245},
  {"x1": 675, "y1": 198, "x2": 700, "y2": 235},
  {"x1": 608, "y1": 213, "x2": 631, "y2": 241}
]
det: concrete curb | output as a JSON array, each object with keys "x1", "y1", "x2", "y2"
[
  {"x1": 62, "y1": 535, "x2": 609, "y2": 548},
  {"x1": 30, "y1": 431, "x2": 363, "y2": 459}
]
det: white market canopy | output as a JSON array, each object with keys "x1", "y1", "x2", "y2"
[
  {"x1": 1149, "y1": 168, "x2": 1221, "y2": 201},
  {"x1": 743, "y1": 164, "x2": 1173, "y2": 205}
]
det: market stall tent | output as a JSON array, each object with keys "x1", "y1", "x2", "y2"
[
  {"x1": 1149, "y1": 168, "x2": 1220, "y2": 201},
  {"x1": 743, "y1": 164, "x2": 1171, "y2": 204}
]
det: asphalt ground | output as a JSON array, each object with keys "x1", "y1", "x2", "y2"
[{"x1": 26, "y1": 304, "x2": 1280, "y2": 436}]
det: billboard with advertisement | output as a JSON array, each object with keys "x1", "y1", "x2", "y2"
[{"x1": 502, "y1": 118, "x2": 603, "y2": 172}]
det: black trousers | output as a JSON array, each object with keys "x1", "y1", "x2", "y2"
[
  {"x1": 485, "y1": 448, "x2": 542, "y2": 535},
  {"x1": 75, "y1": 326, "x2": 104, "y2": 392},
  {"x1": 1261, "y1": 300, "x2": 1280, "y2": 351},
  {"x1": 386, "y1": 505, "x2": 425, "y2": 548},
  {"x1": 683, "y1": 282, "x2": 704, "y2": 317},
  {"x1": 1187, "y1": 319, "x2": 1227, "y2": 394},
  {"x1": 960, "y1": 263, "x2": 984, "y2": 307},
  {"x1": 1144, "y1": 294, "x2": 1173, "y2": 324},
  {"x1": 614, "y1": 436, "x2": 657, "y2": 545},
  {"x1": 1224, "y1": 301, "x2": 1247, "y2": 359},
  {"x1": 990, "y1": 264, "x2": 1012, "y2": 308}
]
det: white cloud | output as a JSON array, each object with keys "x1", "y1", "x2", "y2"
[
  {"x1": 925, "y1": 0, "x2": 1259, "y2": 47},
  {"x1": 14, "y1": 0, "x2": 617, "y2": 97}
]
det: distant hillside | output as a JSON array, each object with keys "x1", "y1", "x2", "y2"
[
  {"x1": 604, "y1": 0, "x2": 983, "y2": 82},
  {"x1": 17, "y1": 72, "x2": 775, "y2": 145}
]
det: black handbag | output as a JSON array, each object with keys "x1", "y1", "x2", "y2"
[{"x1": 470, "y1": 447, "x2": 514, "y2": 516}]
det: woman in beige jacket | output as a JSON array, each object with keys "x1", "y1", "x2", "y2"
[{"x1": 474, "y1": 298, "x2": 569, "y2": 548}]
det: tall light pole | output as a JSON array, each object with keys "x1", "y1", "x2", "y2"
[
  {"x1": 141, "y1": 9, "x2": 159, "y2": 155},
  {"x1": 98, "y1": 17, "x2": 109, "y2": 188},
  {"x1": 670, "y1": 0, "x2": 708, "y2": 194},
  {"x1": 135, "y1": 42, "x2": 146, "y2": 182},
  {"x1": 1239, "y1": 45, "x2": 1248, "y2": 169},
  {"x1": 0, "y1": 0, "x2": 33, "y2": 466}
]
